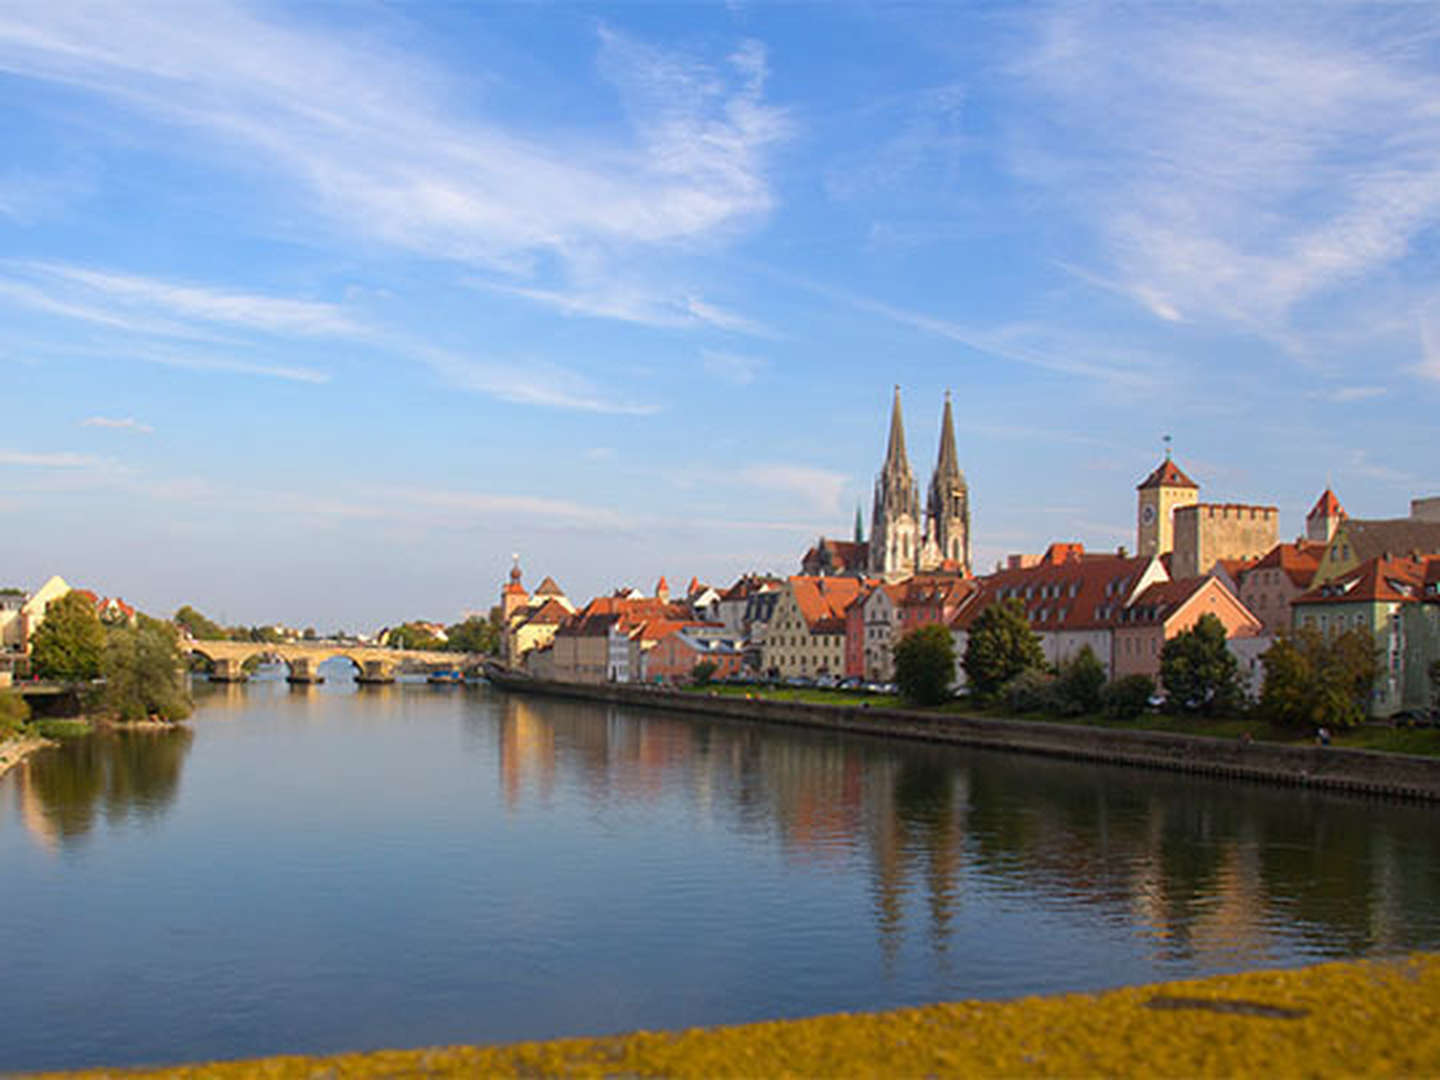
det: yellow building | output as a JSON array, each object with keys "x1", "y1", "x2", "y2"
[
  {"x1": 1171, "y1": 503, "x2": 1279, "y2": 579},
  {"x1": 1313, "y1": 517, "x2": 1440, "y2": 587},
  {"x1": 500, "y1": 564, "x2": 575, "y2": 667},
  {"x1": 762, "y1": 576, "x2": 866, "y2": 678},
  {"x1": 1136, "y1": 458, "x2": 1198, "y2": 558}
]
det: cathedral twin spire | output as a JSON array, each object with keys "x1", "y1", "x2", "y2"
[{"x1": 869, "y1": 387, "x2": 970, "y2": 580}]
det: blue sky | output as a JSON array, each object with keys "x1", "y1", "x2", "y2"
[{"x1": 1, "y1": 2, "x2": 1437, "y2": 630}]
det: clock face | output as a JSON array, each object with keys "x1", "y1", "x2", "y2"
[{"x1": 1142, "y1": 505, "x2": 1157, "y2": 525}]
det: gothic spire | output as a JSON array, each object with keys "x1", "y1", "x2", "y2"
[
  {"x1": 853, "y1": 504, "x2": 865, "y2": 544},
  {"x1": 884, "y1": 384, "x2": 908, "y2": 471},
  {"x1": 934, "y1": 390, "x2": 959, "y2": 479}
]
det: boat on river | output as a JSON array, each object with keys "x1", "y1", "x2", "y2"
[{"x1": 427, "y1": 669, "x2": 464, "y2": 685}]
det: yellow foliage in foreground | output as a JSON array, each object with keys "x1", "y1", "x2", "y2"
[{"x1": 41, "y1": 953, "x2": 1440, "y2": 1079}]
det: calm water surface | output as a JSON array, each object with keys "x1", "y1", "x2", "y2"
[{"x1": 3, "y1": 667, "x2": 1439, "y2": 1071}]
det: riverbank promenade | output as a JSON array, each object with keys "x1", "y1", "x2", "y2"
[{"x1": 40, "y1": 953, "x2": 1440, "y2": 1078}]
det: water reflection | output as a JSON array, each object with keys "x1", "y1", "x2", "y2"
[
  {"x1": 491, "y1": 696, "x2": 1440, "y2": 970},
  {"x1": 11, "y1": 727, "x2": 193, "y2": 852}
]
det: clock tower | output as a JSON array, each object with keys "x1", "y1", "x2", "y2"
[{"x1": 1136, "y1": 454, "x2": 1198, "y2": 557}]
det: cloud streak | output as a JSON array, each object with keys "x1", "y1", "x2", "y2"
[
  {"x1": 1012, "y1": 6, "x2": 1440, "y2": 342},
  {"x1": 0, "y1": 6, "x2": 788, "y2": 270},
  {"x1": 82, "y1": 416, "x2": 154, "y2": 433}
]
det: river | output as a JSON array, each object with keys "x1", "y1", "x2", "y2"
[{"x1": 2, "y1": 665, "x2": 1438, "y2": 1072}]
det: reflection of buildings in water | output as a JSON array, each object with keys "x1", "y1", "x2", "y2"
[
  {"x1": 866, "y1": 758, "x2": 969, "y2": 967},
  {"x1": 762, "y1": 741, "x2": 867, "y2": 868},
  {"x1": 1187, "y1": 838, "x2": 1271, "y2": 968},
  {"x1": 17, "y1": 759, "x2": 60, "y2": 855},
  {"x1": 499, "y1": 698, "x2": 557, "y2": 808}
]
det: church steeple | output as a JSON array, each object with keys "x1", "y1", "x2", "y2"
[
  {"x1": 883, "y1": 384, "x2": 908, "y2": 471},
  {"x1": 934, "y1": 391, "x2": 959, "y2": 480},
  {"x1": 869, "y1": 386, "x2": 921, "y2": 580},
  {"x1": 924, "y1": 391, "x2": 970, "y2": 573}
]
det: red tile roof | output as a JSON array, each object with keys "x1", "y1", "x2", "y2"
[
  {"x1": 1307, "y1": 488, "x2": 1347, "y2": 521},
  {"x1": 534, "y1": 576, "x2": 565, "y2": 596},
  {"x1": 1116, "y1": 577, "x2": 1214, "y2": 626},
  {"x1": 1136, "y1": 458, "x2": 1199, "y2": 491},
  {"x1": 789, "y1": 575, "x2": 871, "y2": 633},
  {"x1": 800, "y1": 538, "x2": 869, "y2": 575},
  {"x1": 517, "y1": 598, "x2": 571, "y2": 625},
  {"x1": 1294, "y1": 554, "x2": 1429, "y2": 607},
  {"x1": 953, "y1": 553, "x2": 1159, "y2": 632},
  {"x1": 1247, "y1": 540, "x2": 1324, "y2": 589}
]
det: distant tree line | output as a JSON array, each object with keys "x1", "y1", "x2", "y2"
[{"x1": 172, "y1": 603, "x2": 502, "y2": 656}]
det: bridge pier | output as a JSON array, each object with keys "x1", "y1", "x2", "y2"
[
  {"x1": 355, "y1": 659, "x2": 397, "y2": 685},
  {"x1": 285, "y1": 657, "x2": 325, "y2": 685},
  {"x1": 209, "y1": 657, "x2": 248, "y2": 683}
]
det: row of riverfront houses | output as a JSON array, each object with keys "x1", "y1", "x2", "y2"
[{"x1": 503, "y1": 457, "x2": 1440, "y2": 718}]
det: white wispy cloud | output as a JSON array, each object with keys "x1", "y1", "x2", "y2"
[
  {"x1": 378, "y1": 487, "x2": 631, "y2": 531},
  {"x1": 484, "y1": 280, "x2": 772, "y2": 337},
  {"x1": 701, "y1": 348, "x2": 766, "y2": 385},
  {"x1": 1012, "y1": 6, "x2": 1440, "y2": 340},
  {"x1": 737, "y1": 464, "x2": 849, "y2": 516},
  {"x1": 0, "y1": 6, "x2": 788, "y2": 272},
  {"x1": 1314, "y1": 386, "x2": 1387, "y2": 403},
  {"x1": 761, "y1": 265, "x2": 1161, "y2": 389},
  {"x1": 136, "y1": 349, "x2": 330, "y2": 384},
  {"x1": 417, "y1": 347, "x2": 658, "y2": 415},
  {"x1": 81, "y1": 416, "x2": 154, "y2": 433},
  {"x1": 0, "y1": 449, "x2": 107, "y2": 468},
  {"x1": 24, "y1": 263, "x2": 362, "y2": 336}
]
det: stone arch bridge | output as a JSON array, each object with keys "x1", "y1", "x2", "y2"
[{"x1": 185, "y1": 640, "x2": 481, "y2": 685}]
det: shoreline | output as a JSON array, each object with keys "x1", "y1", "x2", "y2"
[
  {"x1": 488, "y1": 673, "x2": 1440, "y2": 802},
  {"x1": 32, "y1": 952, "x2": 1440, "y2": 1077},
  {"x1": 0, "y1": 735, "x2": 57, "y2": 780}
]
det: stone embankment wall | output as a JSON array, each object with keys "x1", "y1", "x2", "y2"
[{"x1": 500, "y1": 677, "x2": 1440, "y2": 802}]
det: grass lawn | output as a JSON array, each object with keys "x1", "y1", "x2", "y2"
[{"x1": 682, "y1": 684, "x2": 1440, "y2": 757}]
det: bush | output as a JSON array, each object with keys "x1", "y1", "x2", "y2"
[
  {"x1": 0, "y1": 690, "x2": 30, "y2": 738},
  {"x1": 33, "y1": 718, "x2": 92, "y2": 739},
  {"x1": 1055, "y1": 646, "x2": 1106, "y2": 716},
  {"x1": 691, "y1": 660, "x2": 718, "y2": 685},
  {"x1": 894, "y1": 624, "x2": 956, "y2": 705},
  {"x1": 1002, "y1": 668, "x2": 1059, "y2": 714},
  {"x1": 1103, "y1": 674, "x2": 1156, "y2": 719}
]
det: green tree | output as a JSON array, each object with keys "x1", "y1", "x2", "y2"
[
  {"x1": 1103, "y1": 674, "x2": 1156, "y2": 719},
  {"x1": 963, "y1": 598, "x2": 1045, "y2": 697},
  {"x1": 173, "y1": 604, "x2": 227, "y2": 640},
  {"x1": 1259, "y1": 626, "x2": 1378, "y2": 728},
  {"x1": 691, "y1": 660, "x2": 718, "y2": 685},
  {"x1": 386, "y1": 623, "x2": 444, "y2": 650},
  {"x1": 101, "y1": 616, "x2": 193, "y2": 722},
  {"x1": 445, "y1": 616, "x2": 499, "y2": 655},
  {"x1": 1055, "y1": 645, "x2": 1106, "y2": 716},
  {"x1": 895, "y1": 623, "x2": 957, "y2": 705},
  {"x1": 1159, "y1": 613, "x2": 1242, "y2": 716},
  {"x1": 0, "y1": 690, "x2": 30, "y2": 738},
  {"x1": 30, "y1": 591, "x2": 106, "y2": 681}
]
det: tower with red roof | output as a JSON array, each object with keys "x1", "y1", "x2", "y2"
[
  {"x1": 1136, "y1": 450, "x2": 1199, "y2": 558},
  {"x1": 1306, "y1": 488, "x2": 1347, "y2": 544}
]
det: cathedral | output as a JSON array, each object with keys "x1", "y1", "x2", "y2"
[
  {"x1": 799, "y1": 388, "x2": 971, "y2": 581},
  {"x1": 869, "y1": 387, "x2": 970, "y2": 581}
]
